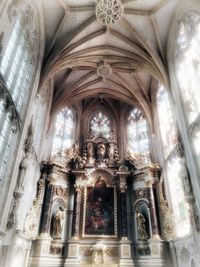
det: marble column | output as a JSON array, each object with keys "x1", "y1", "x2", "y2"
[
  {"x1": 119, "y1": 173, "x2": 128, "y2": 239},
  {"x1": 147, "y1": 207, "x2": 153, "y2": 238},
  {"x1": 146, "y1": 174, "x2": 159, "y2": 237},
  {"x1": 39, "y1": 177, "x2": 55, "y2": 235},
  {"x1": 71, "y1": 186, "x2": 82, "y2": 239}
]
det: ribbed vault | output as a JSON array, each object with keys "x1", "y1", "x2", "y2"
[{"x1": 39, "y1": 0, "x2": 179, "y2": 124}]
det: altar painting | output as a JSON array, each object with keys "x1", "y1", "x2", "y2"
[{"x1": 82, "y1": 180, "x2": 117, "y2": 238}]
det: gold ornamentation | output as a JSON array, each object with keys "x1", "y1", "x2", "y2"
[{"x1": 158, "y1": 176, "x2": 176, "y2": 240}]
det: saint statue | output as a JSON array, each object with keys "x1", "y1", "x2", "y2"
[
  {"x1": 87, "y1": 141, "x2": 94, "y2": 164},
  {"x1": 97, "y1": 143, "x2": 106, "y2": 162},
  {"x1": 53, "y1": 207, "x2": 65, "y2": 239},
  {"x1": 137, "y1": 212, "x2": 148, "y2": 241}
]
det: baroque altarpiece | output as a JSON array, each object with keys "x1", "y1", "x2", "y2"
[{"x1": 28, "y1": 116, "x2": 175, "y2": 267}]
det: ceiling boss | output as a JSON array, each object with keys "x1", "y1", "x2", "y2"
[{"x1": 96, "y1": 0, "x2": 124, "y2": 26}]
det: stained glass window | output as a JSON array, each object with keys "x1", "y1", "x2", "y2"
[
  {"x1": 156, "y1": 84, "x2": 190, "y2": 237},
  {"x1": 0, "y1": 9, "x2": 37, "y2": 181},
  {"x1": 166, "y1": 156, "x2": 191, "y2": 237},
  {"x1": 157, "y1": 84, "x2": 177, "y2": 157},
  {"x1": 0, "y1": 14, "x2": 34, "y2": 116},
  {"x1": 52, "y1": 107, "x2": 75, "y2": 155},
  {"x1": 175, "y1": 12, "x2": 200, "y2": 169},
  {"x1": 127, "y1": 108, "x2": 150, "y2": 163},
  {"x1": 90, "y1": 112, "x2": 111, "y2": 139}
]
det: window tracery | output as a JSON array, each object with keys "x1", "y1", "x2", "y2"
[
  {"x1": 156, "y1": 84, "x2": 177, "y2": 157},
  {"x1": 90, "y1": 112, "x2": 111, "y2": 139},
  {"x1": 127, "y1": 108, "x2": 150, "y2": 163},
  {"x1": 166, "y1": 156, "x2": 191, "y2": 237},
  {"x1": 0, "y1": 5, "x2": 37, "y2": 181},
  {"x1": 156, "y1": 84, "x2": 191, "y2": 237},
  {"x1": 175, "y1": 11, "x2": 200, "y2": 170},
  {"x1": 51, "y1": 107, "x2": 75, "y2": 156}
]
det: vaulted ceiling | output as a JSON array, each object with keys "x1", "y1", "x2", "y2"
[{"x1": 40, "y1": 0, "x2": 180, "y2": 120}]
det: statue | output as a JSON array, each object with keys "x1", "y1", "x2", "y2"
[
  {"x1": 137, "y1": 212, "x2": 148, "y2": 241},
  {"x1": 108, "y1": 143, "x2": 114, "y2": 162},
  {"x1": 53, "y1": 207, "x2": 65, "y2": 239},
  {"x1": 109, "y1": 130, "x2": 115, "y2": 141},
  {"x1": 87, "y1": 141, "x2": 94, "y2": 164},
  {"x1": 16, "y1": 121, "x2": 35, "y2": 191},
  {"x1": 97, "y1": 142, "x2": 106, "y2": 162}
]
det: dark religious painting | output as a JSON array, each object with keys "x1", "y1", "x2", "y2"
[{"x1": 83, "y1": 179, "x2": 116, "y2": 237}]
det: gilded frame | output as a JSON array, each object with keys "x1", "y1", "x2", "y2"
[{"x1": 82, "y1": 179, "x2": 118, "y2": 239}]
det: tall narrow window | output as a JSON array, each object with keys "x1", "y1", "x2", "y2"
[
  {"x1": 51, "y1": 107, "x2": 75, "y2": 156},
  {"x1": 127, "y1": 108, "x2": 150, "y2": 163},
  {"x1": 156, "y1": 85, "x2": 177, "y2": 157},
  {"x1": 175, "y1": 12, "x2": 200, "y2": 169},
  {"x1": 0, "y1": 5, "x2": 37, "y2": 182},
  {"x1": 0, "y1": 12, "x2": 35, "y2": 116},
  {"x1": 166, "y1": 156, "x2": 190, "y2": 236},
  {"x1": 157, "y1": 84, "x2": 190, "y2": 237},
  {"x1": 90, "y1": 111, "x2": 111, "y2": 139}
]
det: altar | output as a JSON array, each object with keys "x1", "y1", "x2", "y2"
[{"x1": 29, "y1": 136, "x2": 173, "y2": 267}]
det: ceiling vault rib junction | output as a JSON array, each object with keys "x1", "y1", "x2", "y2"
[{"x1": 39, "y1": 0, "x2": 178, "y2": 127}]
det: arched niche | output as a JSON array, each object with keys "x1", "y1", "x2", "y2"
[
  {"x1": 134, "y1": 200, "x2": 151, "y2": 240},
  {"x1": 50, "y1": 197, "x2": 66, "y2": 239}
]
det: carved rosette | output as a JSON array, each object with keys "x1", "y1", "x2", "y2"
[
  {"x1": 96, "y1": 0, "x2": 124, "y2": 26},
  {"x1": 97, "y1": 63, "x2": 112, "y2": 79}
]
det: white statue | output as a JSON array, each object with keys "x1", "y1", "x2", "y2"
[
  {"x1": 137, "y1": 212, "x2": 148, "y2": 240},
  {"x1": 53, "y1": 207, "x2": 65, "y2": 239}
]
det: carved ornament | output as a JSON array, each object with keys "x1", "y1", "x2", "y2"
[
  {"x1": 158, "y1": 177, "x2": 176, "y2": 240},
  {"x1": 96, "y1": 0, "x2": 124, "y2": 26},
  {"x1": 97, "y1": 63, "x2": 112, "y2": 79},
  {"x1": 24, "y1": 201, "x2": 41, "y2": 239},
  {"x1": 134, "y1": 188, "x2": 149, "y2": 201},
  {"x1": 55, "y1": 186, "x2": 68, "y2": 199}
]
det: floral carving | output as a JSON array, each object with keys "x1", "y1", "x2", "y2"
[
  {"x1": 96, "y1": 0, "x2": 124, "y2": 26},
  {"x1": 97, "y1": 63, "x2": 112, "y2": 79}
]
